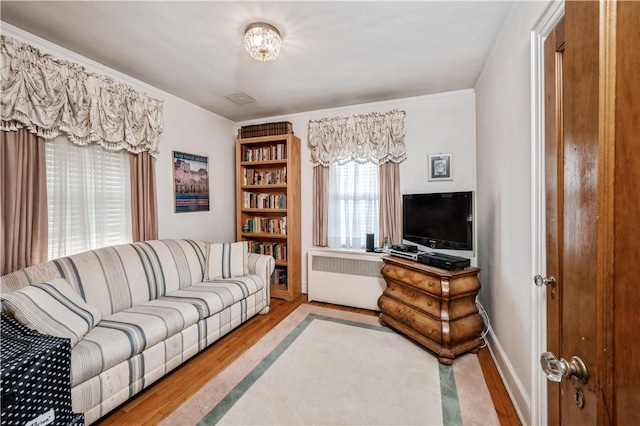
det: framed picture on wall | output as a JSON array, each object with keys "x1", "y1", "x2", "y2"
[
  {"x1": 173, "y1": 151, "x2": 210, "y2": 212},
  {"x1": 428, "y1": 153, "x2": 453, "y2": 181}
]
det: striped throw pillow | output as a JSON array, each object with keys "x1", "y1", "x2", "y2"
[
  {"x1": 0, "y1": 278, "x2": 102, "y2": 347},
  {"x1": 205, "y1": 242, "x2": 249, "y2": 280}
]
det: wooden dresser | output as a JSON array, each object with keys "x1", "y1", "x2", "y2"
[{"x1": 378, "y1": 255, "x2": 483, "y2": 364}]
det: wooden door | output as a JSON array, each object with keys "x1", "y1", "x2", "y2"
[
  {"x1": 543, "y1": 1, "x2": 640, "y2": 424},
  {"x1": 544, "y1": 2, "x2": 599, "y2": 423},
  {"x1": 543, "y1": 14, "x2": 564, "y2": 425},
  {"x1": 606, "y1": 2, "x2": 640, "y2": 425}
]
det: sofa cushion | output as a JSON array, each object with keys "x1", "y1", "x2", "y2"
[
  {"x1": 0, "y1": 278, "x2": 102, "y2": 347},
  {"x1": 205, "y1": 242, "x2": 248, "y2": 280},
  {"x1": 2, "y1": 240, "x2": 209, "y2": 317},
  {"x1": 161, "y1": 275, "x2": 265, "y2": 320},
  {"x1": 70, "y1": 298, "x2": 200, "y2": 386}
]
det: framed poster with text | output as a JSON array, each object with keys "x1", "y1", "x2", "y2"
[{"x1": 173, "y1": 151, "x2": 210, "y2": 212}]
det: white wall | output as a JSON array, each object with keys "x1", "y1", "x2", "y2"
[
  {"x1": 157, "y1": 100, "x2": 236, "y2": 242},
  {"x1": 2, "y1": 24, "x2": 238, "y2": 243},
  {"x1": 474, "y1": 1, "x2": 552, "y2": 424},
  {"x1": 239, "y1": 90, "x2": 477, "y2": 292}
]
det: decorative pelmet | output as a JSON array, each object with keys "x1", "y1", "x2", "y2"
[
  {"x1": 0, "y1": 35, "x2": 163, "y2": 156},
  {"x1": 308, "y1": 109, "x2": 406, "y2": 166}
]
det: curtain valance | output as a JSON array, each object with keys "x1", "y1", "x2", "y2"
[
  {"x1": 308, "y1": 109, "x2": 406, "y2": 166},
  {"x1": 1, "y1": 35, "x2": 163, "y2": 156}
]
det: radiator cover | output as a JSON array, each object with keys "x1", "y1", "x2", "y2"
[{"x1": 307, "y1": 250, "x2": 386, "y2": 311}]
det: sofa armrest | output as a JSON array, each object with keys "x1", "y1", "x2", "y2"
[{"x1": 247, "y1": 253, "x2": 275, "y2": 305}]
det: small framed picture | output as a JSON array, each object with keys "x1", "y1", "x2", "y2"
[{"x1": 428, "y1": 153, "x2": 453, "y2": 181}]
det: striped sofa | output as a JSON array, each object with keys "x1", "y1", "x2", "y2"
[{"x1": 0, "y1": 239, "x2": 274, "y2": 424}]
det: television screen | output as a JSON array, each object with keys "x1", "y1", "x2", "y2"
[{"x1": 403, "y1": 192, "x2": 473, "y2": 250}]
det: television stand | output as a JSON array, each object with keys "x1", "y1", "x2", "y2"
[{"x1": 377, "y1": 256, "x2": 483, "y2": 364}]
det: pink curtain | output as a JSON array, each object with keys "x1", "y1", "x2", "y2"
[
  {"x1": 130, "y1": 152, "x2": 158, "y2": 242},
  {"x1": 312, "y1": 165, "x2": 329, "y2": 246},
  {"x1": 379, "y1": 161, "x2": 402, "y2": 245},
  {"x1": 1, "y1": 130, "x2": 48, "y2": 275}
]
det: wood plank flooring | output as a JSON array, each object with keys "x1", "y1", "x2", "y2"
[{"x1": 96, "y1": 296, "x2": 520, "y2": 425}]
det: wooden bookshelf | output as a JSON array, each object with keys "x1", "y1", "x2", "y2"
[{"x1": 236, "y1": 134, "x2": 301, "y2": 301}]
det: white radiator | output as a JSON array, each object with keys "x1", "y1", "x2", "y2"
[{"x1": 307, "y1": 249, "x2": 386, "y2": 311}]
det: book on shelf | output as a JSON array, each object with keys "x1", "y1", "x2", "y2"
[
  {"x1": 242, "y1": 167, "x2": 286, "y2": 186},
  {"x1": 243, "y1": 192, "x2": 286, "y2": 209},
  {"x1": 247, "y1": 241, "x2": 287, "y2": 260},
  {"x1": 242, "y1": 144, "x2": 287, "y2": 162},
  {"x1": 238, "y1": 122, "x2": 293, "y2": 139},
  {"x1": 272, "y1": 266, "x2": 288, "y2": 286},
  {"x1": 244, "y1": 216, "x2": 287, "y2": 235}
]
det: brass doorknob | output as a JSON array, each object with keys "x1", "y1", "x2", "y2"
[{"x1": 540, "y1": 351, "x2": 588, "y2": 384}]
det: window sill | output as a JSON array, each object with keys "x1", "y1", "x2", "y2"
[{"x1": 308, "y1": 246, "x2": 387, "y2": 258}]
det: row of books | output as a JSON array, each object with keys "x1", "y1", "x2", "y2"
[
  {"x1": 247, "y1": 241, "x2": 287, "y2": 260},
  {"x1": 243, "y1": 144, "x2": 287, "y2": 162},
  {"x1": 271, "y1": 266, "x2": 288, "y2": 286},
  {"x1": 243, "y1": 168, "x2": 286, "y2": 185},
  {"x1": 239, "y1": 122, "x2": 293, "y2": 139},
  {"x1": 243, "y1": 192, "x2": 286, "y2": 209},
  {"x1": 244, "y1": 216, "x2": 287, "y2": 235}
]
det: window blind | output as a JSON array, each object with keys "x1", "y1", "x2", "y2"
[
  {"x1": 45, "y1": 135, "x2": 132, "y2": 260},
  {"x1": 328, "y1": 161, "x2": 379, "y2": 249}
]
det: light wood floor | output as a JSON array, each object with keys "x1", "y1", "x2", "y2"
[{"x1": 96, "y1": 296, "x2": 521, "y2": 425}]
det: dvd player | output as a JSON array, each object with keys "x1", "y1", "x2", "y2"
[
  {"x1": 389, "y1": 249, "x2": 425, "y2": 261},
  {"x1": 417, "y1": 252, "x2": 470, "y2": 271},
  {"x1": 390, "y1": 244, "x2": 418, "y2": 253}
]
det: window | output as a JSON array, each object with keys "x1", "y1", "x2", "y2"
[
  {"x1": 328, "y1": 161, "x2": 379, "y2": 249},
  {"x1": 45, "y1": 135, "x2": 132, "y2": 259}
]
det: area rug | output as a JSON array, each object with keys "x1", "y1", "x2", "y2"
[{"x1": 161, "y1": 304, "x2": 499, "y2": 426}]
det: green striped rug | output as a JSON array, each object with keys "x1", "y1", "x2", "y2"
[{"x1": 161, "y1": 304, "x2": 499, "y2": 426}]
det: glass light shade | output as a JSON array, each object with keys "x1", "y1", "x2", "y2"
[{"x1": 244, "y1": 23, "x2": 281, "y2": 62}]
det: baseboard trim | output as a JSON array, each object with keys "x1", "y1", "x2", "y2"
[{"x1": 485, "y1": 329, "x2": 531, "y2": 425}]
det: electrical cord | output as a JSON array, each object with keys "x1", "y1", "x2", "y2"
[{"x1": 476, "y1": 297, "x2": 491, "y2": 349}]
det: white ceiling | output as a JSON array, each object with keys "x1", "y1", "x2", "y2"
[{"x1": 1, "y1": 1, "x2": 514, "y2": 122}]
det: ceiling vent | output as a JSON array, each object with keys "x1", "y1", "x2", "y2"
[{"x1": 225, "y1": 92, "x2": 257, "y2": 105}]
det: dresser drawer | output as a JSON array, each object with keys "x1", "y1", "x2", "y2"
[
  {"x1": 378, "y1": 295, "x2": 442, "y2": 344},
  {"x1": 383, "y1": 280, "x2": 441, "y2": 318},
  {"x1": 382, "y1": 264, "x2": 441, "y2": 295}
]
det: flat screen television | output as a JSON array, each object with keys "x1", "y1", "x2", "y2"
[{"x1": 402, "y1": 191, "x2": 473, "y2": 251}]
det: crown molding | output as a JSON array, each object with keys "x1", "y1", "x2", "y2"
[
  {"x1": 237, "y1": 89, "x2": 475, "y2": 126},
  {"x1": 1, "y1": 22, "x2": 234, "y2": 124}
]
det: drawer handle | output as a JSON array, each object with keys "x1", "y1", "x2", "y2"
[
  {"x1": 427, "y1": 301, "x2": 432, "y2": 306},
  {"x1": 428, "y1": 281, "x2": 435, "y2": 287}
]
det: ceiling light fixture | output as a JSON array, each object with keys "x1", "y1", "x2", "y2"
[{"x1": 244, "y1": 22, "x2": 282, "y2": 62}]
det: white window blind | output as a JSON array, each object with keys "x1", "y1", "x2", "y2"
[
  {"x1": 328, "y1": 161, "x2": 379, "y2": 249},
  {"x1": 45, "y1": 135, "x2": 132, "y2": 260}
]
